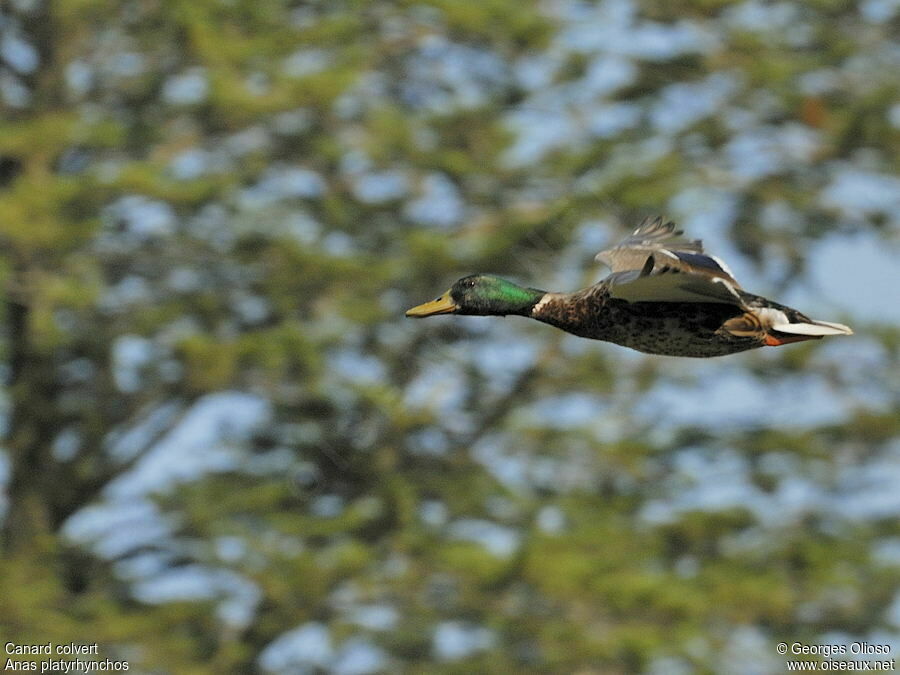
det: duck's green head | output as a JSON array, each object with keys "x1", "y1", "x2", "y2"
[{"x1": 406, "y1": 274, "x2": 545, "y2": 318}]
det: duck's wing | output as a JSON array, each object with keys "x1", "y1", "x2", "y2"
[{"x1": 596, "y1": 216, "x2": 743, "y2": 304}]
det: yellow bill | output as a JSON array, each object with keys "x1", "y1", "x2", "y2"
[{"x1": 406, "y1": 291, "x2": 458, "y2": 317}]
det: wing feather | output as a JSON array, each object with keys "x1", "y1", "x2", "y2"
[
  {"x1": 596, "y1": 216, "x2": 741, "y2": 288},
  {"x1": 608, "y1": 268, "x2": 743, "y2": 305}
]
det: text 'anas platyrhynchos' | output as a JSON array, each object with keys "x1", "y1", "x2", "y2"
[{"x1": 406, "y1": 217, "x2": 852, "y2": 358}]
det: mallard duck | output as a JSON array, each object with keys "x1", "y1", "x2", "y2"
[{"x1": 406, "y1": 217, "x2": 852, "y2": 358}]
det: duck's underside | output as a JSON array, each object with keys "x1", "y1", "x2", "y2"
[{"x1": 540, "y1": 298, "x2": 763, "y2": 358}]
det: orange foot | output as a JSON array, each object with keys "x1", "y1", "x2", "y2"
[{"x1": 765, "y1": 333, "x2": 823, "y2": 347}]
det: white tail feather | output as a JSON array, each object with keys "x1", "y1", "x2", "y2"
[{"x1": 770, "y1": 320, "x2": 853, "y2": 336}]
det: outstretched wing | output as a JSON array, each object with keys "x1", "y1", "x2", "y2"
[{"x1": 597, "y1": 216, "x2": 743, "y2": 304}]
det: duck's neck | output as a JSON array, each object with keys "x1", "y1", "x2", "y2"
[{"x1": 529, "y1": 288, "x2": 605, "y2": 338}]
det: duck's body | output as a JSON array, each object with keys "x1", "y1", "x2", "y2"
[
  {"x1": 407, "y1": 217, "x2": 852, "y2": 358},
  {"x1": 532, "y1": 288, "x2": 757, "y2": 358},
  {"x1": 532, "y1": 286, "x2": 828, "y2": 358}
]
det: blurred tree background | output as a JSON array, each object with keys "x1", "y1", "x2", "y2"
[{"x1": 1, "y1": 0, "x2": 898, "y2": 672}]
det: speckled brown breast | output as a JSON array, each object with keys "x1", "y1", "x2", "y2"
[{"x1": 532, "y1": 285, "x2": 763, "y2": 358}]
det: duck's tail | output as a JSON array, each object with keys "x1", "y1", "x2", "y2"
[
  {"x1": 768, "y1": 318, "x2": 853, "y2": 336},
  {"x1": 725, "y1": 304, "x2": 854, "y2": 346},
  {"x1": 765, "y1": 315, "x2": 853, "y2": 346}
]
